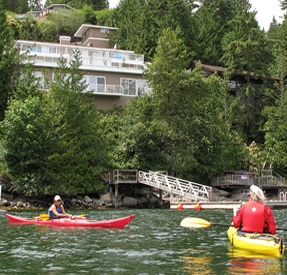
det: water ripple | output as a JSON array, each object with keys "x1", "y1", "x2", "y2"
[{"x1": 0, "y1": 209, "x2": 286, "y2": 274}]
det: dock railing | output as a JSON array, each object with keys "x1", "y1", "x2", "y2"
[
  {"x1": 255, "y1": 176, "x2": 285, "y2": 186},
  {"x1": 138, "y1": 171, "x2": 212, "y2": 202},
  {"x1": 211, "y1": 174, "x2": 286, "y2": 187}
]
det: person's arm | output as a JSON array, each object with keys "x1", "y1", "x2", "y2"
[
  {"x1": 60, "y1": 205, "x2": 66, "y2": 214},
  {"x1": 232, "y1": 205, "x2": 244, "y2": 228},
  {"x1": 51, "y1": 205, "x2": 69, "y2": 217},
  {"x1": 60, "y1": 205, "x2": 70, "y2": 217},
  {"x1": 264, "y1": 206, "x2": 276, "y2": 234}
]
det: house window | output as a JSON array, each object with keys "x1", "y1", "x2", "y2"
[
  {"x1": 137, "y1": 80, "x2": 151, "y2": 96},
  {"x1": 49, "y1": 47, "x2": 57, "y2": 54},
  {"x1": 88, "y1": 76, "x2": 106, "y2": 93},
  {"x1": 121, "y1": 78, "x2": 136, "y2": 96},
  {"x1": 33, "y1": 71, "x2": 45, "y2": 90}
]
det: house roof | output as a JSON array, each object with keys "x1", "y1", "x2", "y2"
[
  {"x1": 74, "y1": 24, "x2": 118, "y2": 38},
  {"x1": 200, "y1": 63, "x2": 279, "y2": 80},
  {"x1": 201, "y1": 64, "x2": 227, "y2": 73},
  {"x1": 43, "y1": 4, "x2": 78, "y2": 12},
  {"x1": 16, "y1": 4, "x2": 78, "y2": 19}
]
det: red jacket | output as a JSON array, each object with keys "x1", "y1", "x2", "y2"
[{"x1": 232, "y1": 201, "x2": 276, "y2": 234}]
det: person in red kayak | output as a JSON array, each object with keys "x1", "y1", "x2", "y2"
[
  {"x1": 48, "y1": 195, "x2": 70, "y2": 218},
  {"x1": 232, "y1": 185, "x2": 276, "y2": 234}
]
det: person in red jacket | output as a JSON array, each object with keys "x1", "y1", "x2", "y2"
[{"x1": 232, "y1": 185, "x2": 276, "y2": 234}]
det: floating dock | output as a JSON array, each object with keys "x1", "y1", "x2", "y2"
[{"x1": 170, "y1": 200, "x2": 287, "y2": 210}]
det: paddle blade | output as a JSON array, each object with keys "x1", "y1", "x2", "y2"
[
  {"x1": 39, "y1": 214, "x2": 50, "y2": 220},
  {"x1": 180, "y1": 217, "x2": 212, "y2": 228}
]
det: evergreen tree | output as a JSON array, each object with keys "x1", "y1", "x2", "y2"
[
  {"x1": 3, "y1": 0, "x2": 30, "y2": 13},
  {"x1": 190, "y1": 0, "x2": 238, "y2": 65},
  {"x1": 111, "y1": 0, "x2": 193, "y2": 61},
  {"x1": 81, "y1": 5, "x2": 97, "y2": 24},
  {"x1": 264, "y1": 53, "x2": 287, "y2": 176},
  {"x1": 39, "y1": 8, "x2": 85, "y2": 42},
  {"x1": 46, "y1": 51, "x2": 107, "y2": 194},
  {"x1": 221, "y1": 3, "x2": 274, "y2": 143},
  {"x1": 95, "y1": 8, "x2": 116, "y2": 26},
  {"x1": 280, "y1": 0, "x2": 287, "y2": 10},
  {"x1": 2, "y1": 96, "x2": 51, "y2": 195},
  {"x1": 0, "y1": 0, "x2": 19, "y2": 121},
  {"x1": 145, "y1": 28, "x2": 244, "y2": 180},
  {"x1": 17, "y1": 18, "x2": 43, "y2": 41},
  {"x1": 28, "y1": 0, "x2": 42, "y2": 10}
]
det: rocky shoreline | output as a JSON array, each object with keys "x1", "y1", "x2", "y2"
[
  {"x1": 1, "y1": 182, "x2": 278, "y2": 210},
  {"x1": 0, "y1": 184, "x2": 169, "y2": 210}
]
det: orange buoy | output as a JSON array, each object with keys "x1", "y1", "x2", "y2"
[
  {"x1": 177, "y1": 204, "x2": 183, "y2": 210},
  {"x1": 194, "y1": 203, "x2": 201, "y2": 210}
]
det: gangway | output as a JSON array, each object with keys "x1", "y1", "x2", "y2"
[{"x1": 138, "y1": 171, "x2": 212, "y2": 202}]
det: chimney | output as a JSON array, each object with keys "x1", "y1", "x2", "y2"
[{"x1": 59, "y1": 36, "x2": 71, "y2": 45}]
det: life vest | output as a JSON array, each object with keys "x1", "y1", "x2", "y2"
[
  {"x1": 48, "y1": 204, "x2": 63, "y2": 217},
  {"x1": 241, "y1": 201, "x2": 265, "y2": 233}
]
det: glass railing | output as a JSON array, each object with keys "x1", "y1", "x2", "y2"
[
  {"x1": 17, "y1": 41, "x2": 144, "y2": 70},
  {"x1": 86, "y1": 84, "x2": 150, "y2": 96}
]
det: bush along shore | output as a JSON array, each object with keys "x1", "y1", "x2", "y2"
[{"x1": 0, "y1": 183, "x2": 169, "y2": 210}]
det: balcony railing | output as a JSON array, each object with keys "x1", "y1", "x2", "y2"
[{"x1": 17, "y1": 40, "x2": 144, "y2": 71}]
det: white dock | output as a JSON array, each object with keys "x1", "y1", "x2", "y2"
[{"x1": 170, "y1": 200, "x2": 287, "y2": 210}]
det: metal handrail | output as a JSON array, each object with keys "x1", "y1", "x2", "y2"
[{"x1": 138, "y1": 171, "x2": 212, "y2": 202}]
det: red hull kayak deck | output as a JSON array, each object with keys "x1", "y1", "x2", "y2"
[{"x1": 6, "y1": 214, "x2": 135, "y2": 228}]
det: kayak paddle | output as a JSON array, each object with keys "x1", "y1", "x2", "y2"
[
  {"x1": 180, "y1": 217, "x2": 230, "y2": 228},
  {"x1": 180, "y1": 217, "x2": 287, "y2": 231},
  {"x1": 39, "y1": 214, "x2": 85, "y2": 220}
]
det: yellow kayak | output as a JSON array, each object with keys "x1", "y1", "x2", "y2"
[{"x1": 227, "y1": 226, "x2": 285, "y2": 258}]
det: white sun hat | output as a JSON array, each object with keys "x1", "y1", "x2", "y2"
[
  {"x1": 54, "y1": 195, "x2": 61, "y2": 202},
  {"x1": 249, "y1": 185, "x2": 265, "y2": 203}
]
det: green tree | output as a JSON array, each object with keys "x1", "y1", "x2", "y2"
[
  {"x1": 39, "y1": 8, "x2": 84, "y2": 42},
  {"x1": 81, "y1": 5, "x2": 97, "y2": 24},
  {"x1": 28, "y1": 0, "x2": 42, "y2": 10},
  {"x1": 190, "y1": 0, "x2": 238, "y2": 65},
  {"x1": 221, "y1": 4, "x2": 274, "y2": 143},
  {"x1": 17, "y1": 17, "x2": 43, "y2": 41},
  {"x1": 0, "y1": 137, "x2": 8, "y2": 176},
  {"x1": 145, "y1": 28, "x2": 244, "y2": 180},
  {"x1": 95, "y1": 8, "x2": 116, "y2": 26},
  {"x1": 266, "y1": 18, "x2": 282, "y2": 77},
  {"x1": 3, "y1": 0, "x2": 30, "y2": 13},
  {"x1": 280, "y1": 0, "x2": 287, "y2": 10},
  {"x1": 111, "y1": 0, "x2": 193, "y2": 61},
  {"x1": 13, "y1": 64, "x2": 45, "y2": 100},
  {"x1": 0, "y1": 0, "x2": 19, "y2": 121},
  {"x1": 110, "y1": 97, "x2": 168, "y2": 171},
  {"x1": 264, "y1": 51, "x2": 287, "y2": 176},
  {"x1": 2, "y1": 96, "x2": 51, "y2": 195},
  {"x1": 45, "y1": 51, "x2": 107, "y2": 194}
]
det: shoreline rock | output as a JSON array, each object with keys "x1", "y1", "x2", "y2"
[{"x1": 0, "y1": 188, "x2": 169, "y2": 210}]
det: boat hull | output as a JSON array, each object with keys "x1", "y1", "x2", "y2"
[
  {"x1": 6, "y1": 213, "x2": 135, "y2": 228},
  {"x1": 227, "y1": 226, "x2": 285, "y2": 258}
]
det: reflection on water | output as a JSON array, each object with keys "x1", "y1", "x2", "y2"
[
  {"x1": 180, "y1": 249, "x2": 214, "y2": 274},
  {"x1": 227, "y1": 244, "x2": 285, "y2": 274}
]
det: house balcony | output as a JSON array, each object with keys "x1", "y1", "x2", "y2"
[
  {"x1": 17, "y1": 40, "x2": 145, "y2": 74},
  {"x1": 86, "y1": 84, "x2": 149, "y2": 97}
]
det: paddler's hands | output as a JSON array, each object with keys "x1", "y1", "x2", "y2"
[{"x1": 233, "y1": 207, "x2": 239, "y2": 216}]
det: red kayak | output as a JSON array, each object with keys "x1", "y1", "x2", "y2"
[{"x1": 6, "y1": 213, "x2": 135, "y2": 228}]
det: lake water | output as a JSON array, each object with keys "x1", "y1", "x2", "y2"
[{"x1": 0, "y1": 208, "x2": 286, "y2": 274}]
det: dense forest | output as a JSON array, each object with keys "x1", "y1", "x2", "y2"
[{"x1": 0, "y1": 0, "x2": 287, "y2": 196}]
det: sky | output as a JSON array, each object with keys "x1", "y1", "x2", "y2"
[
  {"x1": 249, "y1": 0, "x2": 284, "y2": 30},
  {"x1": 109, "y1": 0, "x2": 285, "y2": 31}
]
